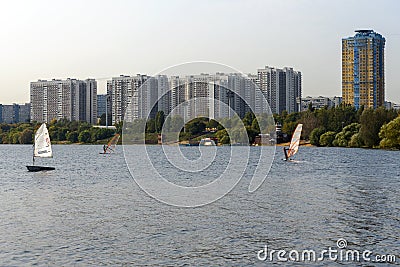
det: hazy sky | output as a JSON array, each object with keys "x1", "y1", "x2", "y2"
[{"x1": 1, "y1": 0, "x2": 399, "y2": 104}]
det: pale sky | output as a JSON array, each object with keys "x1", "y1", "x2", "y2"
[{"x1": 0, "y1": 0, "x2": 399, "y2": 104}]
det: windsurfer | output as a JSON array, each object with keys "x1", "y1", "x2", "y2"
[
  {"x1": 103, "y1": 144, "x2": 107, "y2": 153},
  {"x1": 283, "y1": 147, "x2": 289, "y2": 161}
]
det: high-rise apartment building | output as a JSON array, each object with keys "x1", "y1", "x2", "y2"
[
  {"x1": 169, "y1": 73, "x2": 268, "y2": 120},
  {"x1": 18, "y1": 103, "x2": 31, "y2": 123},
  {"x1": 342, "y1": 30, "x2": 385, "y2": 109},
  {"x1": 97, "y1": 94, "x2": 107, "y2": 117},
  {"x1": 156, "y1": 75, "x2": 170, "y2": 115},
  {"x1": 185, "y1": 74, "x2": 212, "y2": 118},
  {"x1": 0, "y1": 104, "x2": 19, "y2": 123},
  {"x1": 30, "y1": 78, "x2": 97, "y2": 124},
  {"x1": 257, "y1": 66, "x2": 302, "y2": 114},
  {"x1": 107, "y1": 74, "x2": 158, "y2": 124},
  {"x1": 106, "y1": 68, "x2": 300, "y2": 124},
  {"x1": 0, "y1": 103, "x2": 30, "y2": 123},
  {"x1": 169, "y1": 76, "x2": 186, "y2": 117}
]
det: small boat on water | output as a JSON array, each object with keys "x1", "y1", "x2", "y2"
[
  {"x1": 283, "y1": 124, "x2": 303, "y2": 161},
  {"x1": 26, "y1": 123, "x2": 55, "y2": 172},
  {"x1": 199, "y1": 138, "x2": 216, "y2": 146},
  {"x1": 100, "y1": 134, "x2": 120, "y2": 154}
]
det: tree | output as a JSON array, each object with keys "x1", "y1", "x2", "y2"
[
  {"x1": 19, "y1": 129, "x2": 33, "y2": 144},
  {"x1": 243, "y1": 112, "x2": 255, "y2": 127},
  {"x1": 282, "y1": 121, "x2": 298, "y2": 136},
  {"x1": 146, "y1": 119, "x2": 156, "y2": 133},
  {"x1": 246, "y1": 126, "x2": 258, "y2": 144},
  {"x1": 220, "y1": 135, "x2": 230, "y2": 145},
  {"x1": 155, "y1": 111, "x2": 165, "y2": 133},
  {"x1": 115, "y1": 121, "x2": 123, "y2": 135},
  {"x1": 356, "y1": 105, "x2": 365, "y2": 121},
  {"x1": 359, "y1": 107, "x2": 397, "y2": 147},
  {"x1": 49, "y1": 118, "x2": 57, "y2": 126},
  {"x1": 349, "y1": 133, "x2": 363, "y2": 148},
  {"x1": 78, "y1": 130, "x2": 91, "y2": 143},
  {"x1": 10, "y1": 132, "x2": 21, "y2": 144},
  {"x1": 333, "y1": 123, "x2": 360, "y2": 147},
  {"x1": 379, "y1": 116, "x2": 400, "y2": 149},
  {"x1": 319, "y1": 131, "x2": 336, "y2": 147},
  {"x1": 309, "y1": 127, "x2": 326, "y2": 146},
  {"x1": 58, "y1": 127, "x2": 68, "y2": 141},
  {"x1": 326, "y1": 105, "x2": 357, "y2": 132},
  {"x1": 78, "y1": 122, "x2": 91, "y2": 133},
  {"x1": 185, "y1": 118, "x2": 206, "y2": 135},
  {"x1": 299, "y1": 110, "x2": 318, "y2": 140},
  {"x1": 49, "y1": 125, "x2": 58, "y2": 141},
  {"x1": 163, "y1": 116, "x2": 171, "y2": 132},
  {"x1": 66, "y1": 131, "x2": 79, "y2": 143},
  {"x1": 230, "y1": 127, "x2": 248, "y2": 144},
  {"x1": 315, "y1": 107, "x2": 329, "y2": 130},
  {"x1": 170, "y1": 116, "x2": 184, "y2": 132},
  {"x1": 308, "y1": 102, "x2": 314, "y2": 112},
  {"x1": 251, "y1": 118, "x2": 260, "y2": 133},
  {"x1": 206, "y1": 119, "x2": 219, "y2": 129},
  {"x1": 216, "y1": 129, "x2": 230, "y2": 144},
  {"x1": 126, "y1": 119, "x2": 146, "y2": 134}
]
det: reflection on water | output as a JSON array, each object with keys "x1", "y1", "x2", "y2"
[{"x1": 0, "y1": 145, "x2": 399, "y2": 265}]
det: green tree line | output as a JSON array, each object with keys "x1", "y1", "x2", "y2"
[
  {"x1": 140, "y1": 111, "x2": 271, "y2": 145},
  {"x1": 0, "y1": 119, "x2": 115, "y2": 144},
  {"x1": 275, "y1": 105, "x2": 400, "y2": 149},
  {"x1": 2, "y1": 106, "x2": 399, "y2": 149}
]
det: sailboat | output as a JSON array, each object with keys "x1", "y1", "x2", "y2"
[
  {"x1": 283, "y1": 123, "x2": 303, "y2": 161},
  {"x1": 26, "y1": 123, "x2": 55, "y2": 172},
  {"x1": 100, "y1": 134, "x2": 120, "y2": 154}
]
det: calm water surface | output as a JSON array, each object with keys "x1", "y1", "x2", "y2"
[{"x1": 0, "y1": 145, "x2": 399, "y2": 266}]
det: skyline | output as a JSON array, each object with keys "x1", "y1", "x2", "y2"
[{"x1": 1, "y1": 0, "x2": 400, "y2": 104}]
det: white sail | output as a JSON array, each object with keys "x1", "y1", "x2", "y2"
[
  {"x1": 34, "y1": 123, "x2": 53, "y2": 158},
  {"x1": 287, "y1": 124, "x2": 303, "y2": 158}
]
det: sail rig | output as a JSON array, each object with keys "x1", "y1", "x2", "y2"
[
  {"x1": 284, "y1": 124, "x2": 303, "y2": 160},
  {"x1": 104, "y1": 134, "x2": 120, "y2": 153},
  {"x1": 34, "y1": 123, "x2": 53, "y2": 159},
  {"x1": 26, "y1": 123, "x2": 55, "y2": 171}
]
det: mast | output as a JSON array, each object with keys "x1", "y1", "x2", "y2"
[{"x1": 32, "y1": 144, "x2": 35, "y2": 165}]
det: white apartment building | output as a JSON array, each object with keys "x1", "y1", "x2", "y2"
[
  {"x1": 257, "y1": 66, "x2": 302, "y2": 114},
  {"x1": 30, "y1": 78, "x2": 97, "y2": 124},
  {"x1": 108, "y1": 74, "x2": 158, "y2": 124}
]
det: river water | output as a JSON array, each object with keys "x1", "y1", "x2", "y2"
[{"x1": 0, "y1": 145, "x2": 399, "y2": 266}]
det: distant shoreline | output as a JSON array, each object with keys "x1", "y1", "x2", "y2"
[{"x1": 276, "y1": 141, "x2": 313, "y2": 147}]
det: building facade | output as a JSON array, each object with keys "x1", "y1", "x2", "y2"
[
  {"x1": 172, "y1": 73, "x2": 259, "y2": 120},
  {"x1": 105, "y1": 67, "x2": 301, "y2": 124},
  {"x1": 97, "y1": 94, "x2": 107, "y2": 117},
  {"x1": 169, "y1": 76, "x2": 186, "y2": 117},
  {"x1": 1, "y1": 104, "x2": 18, "y2": 123},
  {"x1": 156, "y1": 75, "x2": 171, "y2": 115},
  {"x1": 30, "y1": 78, "x2": 97, "y2": 124},
  {"x1": 301, "y1": 96, "x2": 333, "y2": 111},
  {"x1": 18, "y1": 103, "x2": 31, "y2": 123},
  {"x1": 257, "y1": 66, "x2": 301, "y2": 114},
  {"x1": 342, "y1": 30, "x2": 385, "y2": 109},
  {"x1": 107, "y1": 74, "x2": 158, "y2": 124},
  {"x1": 0, "y1": 103, "x2": 30, "y2": 123}
]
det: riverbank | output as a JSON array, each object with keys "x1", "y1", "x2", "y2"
[{"x1": 276, "y1": 140, "x2": 313, "y2": 147}]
